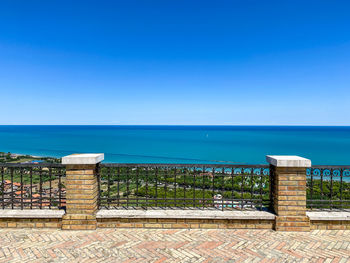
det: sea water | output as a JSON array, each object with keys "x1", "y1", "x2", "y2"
[{"x1": 0, "y1": 125, "x2": 349, "y2": 165}]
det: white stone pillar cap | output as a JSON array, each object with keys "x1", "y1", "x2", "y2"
[
  {"x1": 266, "y1": 155, "x2": 311, "y2": 167},
  {"x1": 62, "y1": 153, "x2": 104, "y2": 165}
]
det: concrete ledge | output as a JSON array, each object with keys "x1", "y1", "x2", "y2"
[
  {"x1": 266, "y1": 155, "x2": 311, "y2": 167},
  {"x1": 62, "y1": 153, "x2": 104, "y2": 165},
  {"x1": 307, "y1": 211, "x2": 350, "y2": 221},
  {"x1": 97, "y1": 209, "x2": 275, "y2": 220},
  {"x1": 0, "y1": 210, "x2": 65, "y2": 218}
]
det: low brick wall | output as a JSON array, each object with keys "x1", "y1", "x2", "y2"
[
  {"x1": 310, "y1": 220, "x2": 350, "y2": 230},
  {"x1": 0, "y1": 210, "x2": 350, "y2": 230},
  {"x1": 307, "y1": 212, "x2": 350, "y2": 230},
  {"x1": 0, "y1": 210, "x2": 64, "y2": 228},
  {"x1": 3, "y1": 217, "x2": 349, "y2": 230},
  {"x1": 0, "y1": 218, "x2": 61, "y2": 228}
]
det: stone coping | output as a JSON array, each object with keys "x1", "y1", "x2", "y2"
[
  {"x1": 97, "y1": 209, "x2": 276, "y2": 220},
  {"x1": 0, "y1": 209, "x2": 65, "y2": 218},
  {"x1": 1, "y1": 210, "x2": 348, "y2": 222},
  {"x1": 266, "y1": 155, "x2": 311, "y2": 167},
  {"x1": 62, "y1": 153, "x2": 104, "y2": 165},
  {"x1": 307, "y1": 211, "x2": 350, "y2": 221}
]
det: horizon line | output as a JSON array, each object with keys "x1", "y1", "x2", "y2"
[{"x1": 0, "y1": 124, "x2": 350, "y2": 127}]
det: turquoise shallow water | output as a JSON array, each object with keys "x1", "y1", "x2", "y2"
[{"x1": 0, "y1": 126, "x2": 349, "y2": 165}]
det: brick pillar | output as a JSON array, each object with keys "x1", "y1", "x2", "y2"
[
  {"x1": 61, "y1": 154, "x2": 104, "y2": 230},
  {"x1": 267, "y1": 155, "x2": 311, "y2": 232}
]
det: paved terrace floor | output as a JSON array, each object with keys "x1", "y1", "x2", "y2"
[{"x1": 0, "y1": 229, "x2": 349, "y2": 263}]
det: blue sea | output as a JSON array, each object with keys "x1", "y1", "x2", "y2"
[{"x1": 0, "y1": 126, "x2": 349, "y2": 165}]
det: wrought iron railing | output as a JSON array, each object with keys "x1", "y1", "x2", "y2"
[
  {"x1": 307, "y1": 166, "x2": 350, "y2": 211},
  {"x1": 98, "y1": 164, "x2": 271, "y2": 211},
  {"x1": 0, "y1": 163, "x2": 66, "y2": 209},
  {"x1": 3, "y1": 162, "x2": 348, "y2": 212}
]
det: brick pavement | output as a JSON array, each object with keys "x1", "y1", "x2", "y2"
[{"x1": 0, "y1": 229, "x2": 349, "y2": 262}]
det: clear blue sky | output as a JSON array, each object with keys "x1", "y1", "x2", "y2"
[{"x1": 1, "y1": 0, "x2": 349, "y2": 125}]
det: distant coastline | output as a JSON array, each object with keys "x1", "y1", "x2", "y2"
[{"x1": 0, "y1": 151, "x2": 60, "y2": 164}]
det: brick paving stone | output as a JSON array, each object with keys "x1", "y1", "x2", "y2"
[{"x1": 0, "y1": 229, "x2": 349, "y2": 262}]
